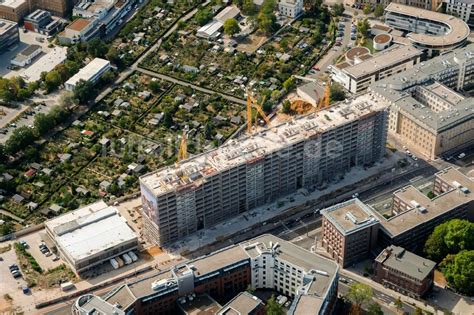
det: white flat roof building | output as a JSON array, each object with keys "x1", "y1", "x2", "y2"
[
  {"x1": 45, "y1": 201, "x2": 138, "y2": 274},
  {"x1": 65, "y1": 58, "x2": 111, "y2": 91},
  {"x1": 22, "y1": 46, "x2": 68, "y2": 82}
]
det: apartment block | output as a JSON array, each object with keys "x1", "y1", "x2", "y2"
[
  {"x1": 140, "y1": 93, "x2": 389, "y2": 246},
  {"x1": 73, "y1": 235, "x2": 339, "y2": 315},
  {"x1": 444, "y1": 0, "x2": 474, "y2": 28},
  {"x1": 0, "y1": 18, "x2": 18, "y2": 52},
  {"x1": 278, "y1": 0, "x2": 303, "y2": 18},
  {"x1": 384, "y1": 3, "x2": 469, "y2": 53},
  {"x1": 374, "y1": 246, "x2": 436, "y2": 298},
  {"x1": 0, "y1": 0, "x2": 32, "y2": 22},
  {"x1": 371, "y1": 44, "x2": 474, "y2": 160},
  {"x1": 330, "y1": 45, "x2": 422, "y2": 94},
  {"x1": 321, "y1": 198, "x2": 379, "y2": 267}
]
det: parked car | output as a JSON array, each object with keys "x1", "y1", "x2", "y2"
[
  {"x1": 12, "y1": 270, "x2": 22, "y2": 278},
  {"x1": 9, "y1": 264, "x2": 19, "y2": 272},
  {"x1": 458, "y1": 152, "x2": 466, "y2": 159},
  {"x1": 22, "y1": 286, "x2": 30, "y2": 294},
  {"x1": 19, "y1": 240, "x2": 29, "y2": 248}
]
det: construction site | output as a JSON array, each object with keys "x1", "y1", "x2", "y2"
[{"x1": 139, "y1": 90, "x2": 391, "y2": 246}]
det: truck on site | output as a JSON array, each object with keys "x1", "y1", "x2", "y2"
[
  {"x1": 110, "y1": 258, "x2": 119, "y2": 269},
  {"x1": 122, "y1": 253, "x2": 132, "y2": 265},
  {"x1": 128, "y1": 251, "x2": 138, "y2": 262}
]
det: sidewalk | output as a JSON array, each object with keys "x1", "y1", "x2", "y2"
[{"x1": 340, "y1": 269, "x2": 442, "y2": 315}]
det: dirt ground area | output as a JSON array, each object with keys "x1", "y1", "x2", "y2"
[
  {"x1": 146, "y1": 246, "x2": 163, "y2": 257},
  {"x1": 434, "y1": 270, "x2": 448, "y2": 287},
  {"x1": 236, "y1": 34, "x2": 268, "y2": 53}
]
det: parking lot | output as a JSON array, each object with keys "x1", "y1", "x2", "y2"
[
  {"x1": 19, "y1": 232, "x2": 63, "y2": 271},
  {"x1": 0, "y1": 243, "x2": 27, "y2": 313}
]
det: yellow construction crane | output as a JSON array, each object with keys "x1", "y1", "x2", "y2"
[
  {"x1": 177, "y1": 126, "x2": 188, "y2": 163},
  {"x1": 317, "y1": 79, "x2": 331, "y2": 111},
  {"x1": 247, "y1": 91, "x2": 271, "y2": 134}
]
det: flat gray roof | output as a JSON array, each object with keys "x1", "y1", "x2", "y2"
[
  {"x1": 0, "y1": 18, "x2": 17, "y2": 34},
  {"x1": 375, "y1": 246, "x2": 435, "y2": 281},
  {"x1": 218, "y1": 292, "x2": 263, "y2": 315},
  {"x1": 371, "y1": 167, "x2": 473, "y2": 238},
  {"x1": 385, "y1": 3, "x2": 470, "y2": 48},
  {"x1": 321, "y1": 198, "x2": 379, "y2": 236},
  {"x1": 370, "y1": 43, "x2": 474, "y2": 133}
]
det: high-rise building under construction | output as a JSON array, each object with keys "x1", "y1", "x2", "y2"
[{"x1": 140, "y1": 93, "x2": 390, "y2": 245}]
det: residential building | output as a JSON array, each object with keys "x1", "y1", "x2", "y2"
[
  {"x1": 374, "y1": 167, "x2": 474, "y2": 250},
  {"x1": 321, "y1": 198, "x2": 380, "y2": 267},
  {"x1": 10, "y1": 44, "x2": 41, "y2": 66},
  {"x1": 57, "y1": 17, "x2": 97, "y2": 44},
  {"x1": 65, "y1": 57, "x2": 111, "y2": 91},
  {"x1": 45, "y1": 200, "x2": 138, "y2": 275},
  {"x1": 0, "y1": 18, "x2": 18, "y2": 52},
  {"x1": 72, "y1": 235, "x2": 339, "y2": 315},
  {"x1": 444, "y1": 0, "x2": 474, "y2": 28},
  {"x1": 384, "y1": 3, "x2": 469, "y2": 54},
  {"x1": 278, "y1": 0, "x2": 303, "y2": 18},
  {"x1": 370, "y1": 44, "x2": 474, "y2": 160},
  {"x1": 0, "y1": 0, "x2": 31, "y2": 22},
  {"x1": 140, "y1": 93, "x2": 389, "y2": 246},
  {"x1": 73, "y1": 0, "x2": 135, "y2": 36},
  {"x1": 330, "y1": 45, "x2": 423, "y2": 94},
  {"x1": 373, "y1": 246, "x2": 436, "y2": 298}
]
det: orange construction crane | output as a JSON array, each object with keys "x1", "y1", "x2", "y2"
[
  {"x1": 177, "y1": 126, "x2": 188, "y2": 162},
  {"x1": 247, "y1": 91, "x2": 271, "y2": 134},
  {"x1": 317, "y1": 79, "x2": 331, "y2": 111}
]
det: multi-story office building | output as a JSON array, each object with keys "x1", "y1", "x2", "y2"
[
  {"x1": 65, "y1": 57, "x2": 111, "y2": 91},
  {"x1": 330, "y1": 45, "x2": 423, "y2": 94},
  {"x1": 57, "y1": 17, "x2": 97, "y2": 44},
  {"x1": 45, "y1": 201, "x2": 138, "y2": 274},
  {"x1": 374, "y1": 246, "x2": 436, "y2": 298},
  {"x1": 371, "y1": 44, "x2": 474, "y2": 160},
  {"x1": 35, "y1": 0, "x2": 69, "y2": 17},
  {"x1": 23, "y1": 9, "x2": 60, "y2": 34},
  {"x1": 356, "y1": 0, "x2": 443, "y2": 11},
  {"x1": 73, "y1": 0, "x2": 134, "y2": 36},
  {"x1": 0, "y1": 18, "x2": 18, "y2": 53},
  {"x1": 321, "y1": 198, "x2": 380, "y2": 267},
  {"x1": 444, "y1": 0, "x2": 474, "y2": 28},
  {"x1": 73, "y1": 235, "x2": 339, "y2": 315},
  {"x1": 385, "y1": 3, "x2": 469, "y2": 54},
  {"x1": 375, "y1": 167, "x2": 473, "y2": 250},
  {"x1": 140, "y1": 93, "x2": 389, "y2": 245}
]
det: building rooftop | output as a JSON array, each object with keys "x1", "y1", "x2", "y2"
[
  {"x1": 74, "y1": 294, "x2": 125, "y2": 315},
  {"x1": 0, "y1": 18, "x2": 17, "y2": 34},
  {"x1": 217, "y1": 292, "x2": 263, "y2": 315},
  {"x1": 375, "y1": 246, "x2": 436, "y2": 281},
  {"x1": 75, "y1": 0, "x2": 116, "y2": 15},
  {"x1": 0, "y1": 0, "x2": 25, "y2": 9},
  {"x1": 178, "y1": 294, "x2": 222, "y2": 315},
  {"x1": 372, "y1": 167, "x2": 473, "y2": 238},
  {"x1": 19, "y1": 44, "x2": 41, "y2": 57},
  {"x1": 22, "y1": 46, "x2": 67, "y2": 82},
  {"x1": 321, "y1": 198, "x2": 379, "y2": 236},
  {"x1": 341, "y1": 45, "x2": 422, "y2": 79},
  {"x1": 385, "y1": 3, "x2": 470, "y2": 48},
  {"x1": 215, "y1": 5, "x2": 240, "y2": 23},
  {"x1": 66, "y1": 18, "x2": 92, "y2": 32},
  {"x1": 104, "y1": 235, "x2": 338, "y2": 313},
  {"x1": 140, "y1": 93, "x2": 389, "y2": 197},
  {"x1": 65, "y1": 58, "x2": 110, "y2": 87},
  {"x1": 44, "y1": 201, "x2": 137, "y2": 262},
  {"x1": 370, "y1": 43, "x2": 474, "y2": 133}
]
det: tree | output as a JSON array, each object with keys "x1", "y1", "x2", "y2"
[
  {"x1": 332, "y1": 3, "x2": 345, "y2": 16},
  {"x1": 444, "y1": 219, "x2": 474, "y2": 254},
  {"x1": 363, "y1": 5, "x2": 372, "y2": 15},
  {"x1": 242, "y1": 0, "x2": 257, "y2": 15},
  {"x1": 440, "y1": 250, "x2": 474, "y2": 295},
  {"x1": 374, "y1": 4, "x2": 384, "y2": 17},
  {"x1": 149, "y1": 81, "x2": 161, "y2": 94},
  {"x1": 357, "y1": 18, "x2": 370, "y2": 39},
  {"x1": 394, "y1": 297, "x2": 403, "y2": 310},
  {"x1": 424, "y1": 221, "x2": 449, "y2": 262},
  {"x1": 283, "y1": 77, "x2": 296, "y2": 91},
  {"x1": 347, "y1": 283, "x2": 373, "y2": 315},
  {"x1": 266, "y1": 295, "x2": 284, "y2": 315},
  {"x1": 367, "y1": 302, "x2": 383, "y2": 315},
  {"x1": 86, "y1": 38, "x2": 108, "y2": 58},
  {"x1": 194, "y1": 8, "x2": 213, "y2": 26},
  {"x1": 59, "y1": 91, "x2": 78, "y2": 110},
  {"x1": 330, "y1": 82, "x2": 346, "y2": 103},
  {"x1": 257, "y1": 0, "x2": 277, "y2": 34},
  {"x1": 163, "y1": 110, "x2": 174, "y2": 128},
  {"x1": 0, "y1": 78, "x2": 17, "y2": 102},
  {"x1": 44, "y1": 70, "x2": 62, "y2": 92},
  {"x1": 414, "y1": 307, "x2": 423, "y2": 315},
  {"x1": 74, "y1": 79, "x2": 95, "y2": 104},
  {"x1": 5, "y1": 126, "x2": 35, "y2": 155},
  {"x1": 34, "y1": 113, "x2": 55, "y2": 137},
  {"x1": 224, "y1": 18, "x2": 241, "y2": 36},
  {"x1": 282, "y1": 100, "x2": 292, "y2": 114}
]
